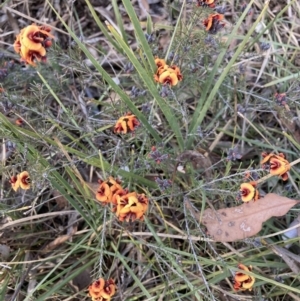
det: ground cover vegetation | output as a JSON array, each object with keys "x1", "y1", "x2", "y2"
[{"x1": 1, "y1": 0, "x2": 300, "y2": 300}]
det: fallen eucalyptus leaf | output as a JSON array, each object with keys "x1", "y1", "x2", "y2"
[
  {"x1": 40, "y1": 235, "x2": 72, "y2": 254},
  {"x1": 201, "y1": 193, "x2": 299, "y2": 242}
]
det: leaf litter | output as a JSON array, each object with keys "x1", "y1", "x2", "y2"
[{"x1": 188, "y1": 193, "x2": 299, "y2": 242}]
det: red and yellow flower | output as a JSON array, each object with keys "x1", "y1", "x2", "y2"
[
  {"x1": 88, "y1": 278, "x2": 116, "y2": 301},
  {"x1": 114, "y1": 113, "x2": 140, "y2": 134},
  {"x1": 196, "y1": 0, "x2": 216, "y2": 8},
  {"x1": 261, "y1": 152, "x2": 290, "y2": 181},
  {"x1": 14, "y1": 23, "x2": 54, "y2": 66},
  {"x1": 239, "y1": 182, "x2": 259, "y2": 202},
  {"x1": 111, "y1": 188, "x2": 128, "y2": 207},
  {"x1": 94, "y1": 178, "x2": 149, "y2": 222},
  {"x1": 169, "y1": 65, "x2": 183, "y2": 81},
  {"x1": 9, "y1": 171, "x2": 31, "y2": 191},
  {"x1": 96, "y1": 177, "x2": 123, "y2": 204},
  {"x1": 154, "y1": 57, "x2": 183, "y2": 87},
  {"x1": 15, "y1": 118, "x2": 24, "y2": 126},
  {"x1": 154, "y1": 57, "x2": 167, "y2": 69},
  {"x1": 203, "y1": 13, "x2": 225, "y2": 34},
  {"x1": 19, "y1": 171, "x2": 31, "y2": 190},
  {"x1": 156, "y1": 69, "x2": 179, "y2": 86},
  {"x1": 115, "y1": 192, "x2": 148, "y2": 222},
  {"x1": 10, "y1": 176, "x2": 20, "y2": 192},
  {"x1": 233, "y1": 264, "x2": 255, "y2": 291}
]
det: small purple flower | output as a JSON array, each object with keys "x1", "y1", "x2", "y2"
[
  {"x1": 204, "y1": 36, "x2": 217, "y2": 48},
  {"x1": 130, "y1": 86, "x2": 146, "y2": 98},
  {"x1": 237, "y1": 104, "x2": 246, "y2": 113},
  {"x1": 124, "y1": 62, "x2": 134, "y2": 73},
  {"x1": 244, "y1": 168, "x2": 259, "y2": 181},
  {"x1": 227, "y1": 146, "x2": 242, "y2": 161},
  {"x1": 168, "y1": 51, "x2": 179, "y2": 63},
  {"x1": 149, "y1": 146, "x2": 169, "y2": 164},
  {"x1": 260, "y1": 42, "x2": 270, "y2": 51},
  {"x1": 159, "y1": 85, "x2": 171, "y2": 98},
  {"x1": 141, "y1": 102, "x2": 151, "y2": 113},
  {"x1": 155, "y1": 178, "x2": 172, "y2": 191},
  {"x1": 240, "y1": 3, "x2": 253, "y2": 15},
  {"x1": 145, "y1": 33, "x2": 155, "y2": 43}
]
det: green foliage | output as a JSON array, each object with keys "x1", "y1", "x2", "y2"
[{"x1": 1, "y1": 0, "x2": 300, "y2": 300}]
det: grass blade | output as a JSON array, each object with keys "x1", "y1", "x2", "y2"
[
  {"x1": 83, "y1": 0, "x2": 123, "y2": 53},
  {"x1": 112, "y1": 0, "x2": 129, "y2": 45},
  {"x1": 46, "y1": 0, "x2": 162, "y2": 143},
  {"x1": 186, "y1": 0, "x2": 263, "y2": 148},
  {"x1": 121, "y1": 0, "x2": 156, "y2": 74},
  {"x1": 106, "y1": 22, "x2": 185, "y2": 150}
]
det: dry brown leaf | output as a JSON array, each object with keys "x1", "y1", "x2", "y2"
[
  {"x1": 52, "y1": 190, "x2": 69, "y2": 209},
  {"x1": 69, "y1": 267, "x2": 92, "y2": 292},
  {"x1": 40, "y1": 235, "x2": 71, "y2": 254},
  {"x1": 177, "y1": 150, "x2": 213, "y2": 179},
  {"x1": 275, "y1": 105, "x2": 300, "y2": 144},
  {"x1": 200, "y1": 193, "x2": 299, "y2": 242}
]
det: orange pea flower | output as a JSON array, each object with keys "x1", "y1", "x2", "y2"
[
  {"x1": 10, "y1": 171, "x2": 31, "y2": 191},
  {"x1": 203, "y1": 13, "x2": 225, "y2": 34},
  {"x1": 261, "y1": 152, "x2": 290, "y2": 181},
  {"x1": 111, "y1": 188, "x2": 128, "y2": 207},
  {"x1": 13, "y1": 33, "x2": 22, "y2": 53},
  {"x1": 196, "y1": 0, "x2": 216, "y2": 8},
  {"x1": 10, "y1": 176, "x2": 20, "y2": 192},
  {"x1": 233, "y1": 264, "x2": 255, "y2": 291},
  {"x1": 14, "y1": 23, "x2": 54, "y2": 66},
  {"x1": 20, "y1": 45, "x2": 47, "y2": 66},
  {"x1": 19, "y1": 171, "x2": 31, "y2": 190},
  {"x1": 114, "y1": 113, "x2": 140, "y2": 134},
  {"x1": 15, "y1": 118, "x2": 24, "y2": 126},
  {"x1": 154, "y1": 65, "x2": 169, "y2": 81},
  {"x1": 154, "y1": 58, "x2": 183, "y2": 86},
  {"x1": 96, "y1": 177, "x2": 123, "y2": 204},
  {"x1": 115, "y1": 192, "x2": 148, "y2": 222},
  {"x1": 239, "y1": 182, "x2": 259, "y2": 202},
  {"x1": 155, "y1": 57, "x2": 167, "y2": 69},
  {"x1": 21, "y1": 24, "x2": 53, "y2": 50},
  {"x1": 88, "y1": 278, "x2": 116, "y2": 301},
  {"x1": 157, "y1": 69, "x2": 179, "y2": 86},
  {"x1": 169, "y1": 65, "x2": 183, "y2": 81}
]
